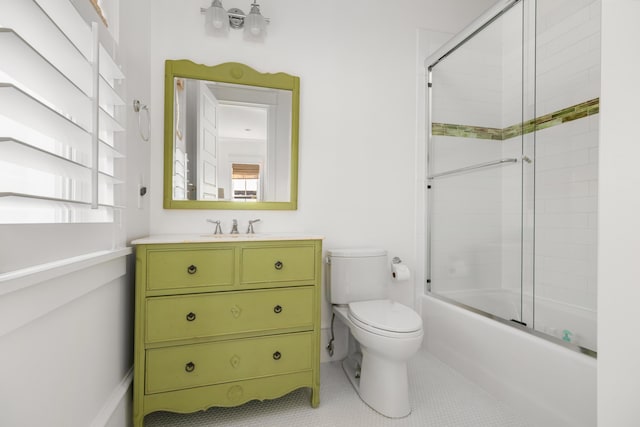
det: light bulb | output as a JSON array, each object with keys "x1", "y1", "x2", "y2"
[
  {"x1": 245, "y1": 3, "x2": 266, "y2": 37},
  {"x1": 209, "y1": 0, "x2": 228, "y2": 31}
]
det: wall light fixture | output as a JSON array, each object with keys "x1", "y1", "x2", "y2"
[{"x1": 201, "y1": 0, "x2": 269, "y2": 39}]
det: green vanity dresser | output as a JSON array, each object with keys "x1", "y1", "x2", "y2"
[{"x1": 131, "y1": 234, "x2": 323, "y2": 426}]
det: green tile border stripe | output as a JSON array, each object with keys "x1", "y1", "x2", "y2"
[
  {"x1": 433, "y1": 97, "x2": 599, "y2": 141},
  {"x1": 432, "y1": 123, "x2": 503, "y2": 140}
]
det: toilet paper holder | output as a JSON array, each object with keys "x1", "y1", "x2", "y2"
[{"x1": 391, "y1": 257, "x2": 410, "y2": 280}]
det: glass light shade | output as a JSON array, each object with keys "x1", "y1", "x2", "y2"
[
  {"x1": 208, "y1": 0, "x2": 229, "y2": 31},
  {"x1": 245, "y1": 5, "x2": 266, "y2": 37},
  {"x1": 211, "y1": 7, "x2": 228, "y2": 29}
]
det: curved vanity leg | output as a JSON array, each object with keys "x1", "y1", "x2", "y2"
[
  {"x1": 133, "y1": 406, "x2": 144, "y2": 427},
  {"x1": 311, "y1": 384, "x2": 320, "y2": 408}
]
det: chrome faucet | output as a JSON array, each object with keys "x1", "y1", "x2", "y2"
[
  {"x1": 230, "y1": 219, "x2": 239, "y2": 234},
  {"x1": 206, "y1": 219, "x2": 223, "y2": 234},
  {"x1": 247, "y1": 219, "x2": 261, "y2": 234}
]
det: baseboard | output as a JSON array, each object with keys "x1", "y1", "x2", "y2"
[{"x1": 90, "y1": 367, "x2": 134, "y2": 427}]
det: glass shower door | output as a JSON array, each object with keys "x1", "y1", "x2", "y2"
[
  {"x1": 427, "y1": 1, "x2": 527, "y2": 324},
  {"x1": 427, "y1": 0, "x2": 599, "y2": 353}
]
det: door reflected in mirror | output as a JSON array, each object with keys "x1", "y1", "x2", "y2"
[{"x1": 164, "y1": 61, "x2": 299, "y2": 210}]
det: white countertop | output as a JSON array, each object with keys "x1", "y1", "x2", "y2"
[{"x1": 131, "y1": 233, "x2": 324, "y2": 245}]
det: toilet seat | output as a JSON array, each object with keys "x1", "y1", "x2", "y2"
[{"x1": 348, "y1": 299, "x2": 423, "y2": 339}]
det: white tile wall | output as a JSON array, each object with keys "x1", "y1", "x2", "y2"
[
  {"x1": 532, "y1": 118, "x2": 599, "y2": 313},
  {"x1": 500, "y1": 136, "x2": 524, "y2": 294},
  {"x1": 501, "y1": 2, "x2": 526, "y2": 127},
  {"x1": 430, "y1": 136, "x2": 502, "y2": 174},
  {"x1": 431, "y1": 9, "x2": 506, "y2": 128},
  {"x1": 536, "y1": 0, "x2": 601, "y2": 116},
  {"x1": 430, "y1": 137, "x2": 504, "y2": 294}
]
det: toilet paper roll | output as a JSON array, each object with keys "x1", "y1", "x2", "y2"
[{"x1": 391, "y1": 263, "x2": 411, "y2": 281}]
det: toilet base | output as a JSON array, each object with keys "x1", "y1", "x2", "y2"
[
  {"x1": 360, "y1": 348, "x2": 412, "y2": 418},
  {"x1": 332, "y1": 304, "x2": 420, "y2": 418},
  {"x1": 341, "y1": 353, "x2": 361, "y2": 390},
  {"x1": 341, "y1": 349, "x2": 412, "y2": 419}
]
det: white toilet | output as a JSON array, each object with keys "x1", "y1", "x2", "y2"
[{"x1": 326, "y1": 248, "x2": 423, "y2": 418}]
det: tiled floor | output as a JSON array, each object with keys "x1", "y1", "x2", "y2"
[{"x1": 144, "y1": 350, "x2": 532, "y2": 427}]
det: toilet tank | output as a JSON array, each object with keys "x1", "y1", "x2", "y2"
[{"x1": 327, "y1": 248, "x2": 388, "y2": 304}]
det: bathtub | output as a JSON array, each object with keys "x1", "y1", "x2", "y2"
[
  {"x1": 435, "y1": 289, "x2": 597, "y2": 351},
  {"x1": 421, "y1": 294, "x2": 596, "y2": 427}
]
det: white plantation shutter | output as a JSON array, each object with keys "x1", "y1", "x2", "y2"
[{"x1": 0, "y1": 0, "x2": 126, "y2": 224}]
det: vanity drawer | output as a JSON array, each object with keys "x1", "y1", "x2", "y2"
[
  {"x1": 240, "y1": 245, "x2": 315, "y2": 285},
  {"x1": 145, "y1": 332, "x2": 313, "y2": 394},
  {"x1": 147, "y1": 248, "x2": 234, "y2": 291},
  {"x1": 145, "y1": 287, "x2": 314, "y2": 343}
]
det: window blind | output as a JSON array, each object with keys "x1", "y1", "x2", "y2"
[
  {"x1": 0, "y1": 0, "x2": 126, "y2": 224},
  {"x1": 232, "y1": 163, "x2": 260, "y2": 179}
]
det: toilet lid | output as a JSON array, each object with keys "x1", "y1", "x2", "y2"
[{"x1": 348, "y1": 300, "x2": 422, "y2": 334}]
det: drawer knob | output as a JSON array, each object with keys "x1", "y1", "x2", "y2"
[
  {"x1": 185, "y1": 362, "x2": 196, "y2": 373},
  {"x1": 273, "y1": 305, "x2": 283, "y2": 314},
  {"x1": 187, "y1": 265, "x2": 197, "y2": 274},
  {"x1": 273, "y1": 351, "x2": 282, "y2": 360},
  {"x1": 186, "y1": 312, "x2": 196, "y2": 322},
  {"x1": 274, "y1": 261, "x2": 283, "y2": 270}
]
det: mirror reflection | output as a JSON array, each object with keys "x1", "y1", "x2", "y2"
[
  {"x1": 172, "y1": 78, "x2": 292, "y2": 203},
  {"x1": 163, "y1": 60, "x2": 299, "y2": 210}
]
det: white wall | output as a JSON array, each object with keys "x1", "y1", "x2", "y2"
[
  {"x1": 122, "y1": 0, "x2": 152, "y2": 241},
  {"x1": 0, "y1": 255, "x2": 131, "y2": 427},
  {"x1": 598, "y1": 0, "x2": 640, "y2": 425},
  {"x1": 104, "y1": 0, "x2": 153, "y2": 426},
  {"x1": 147, "y1": 0, "x2": 495, "y2": 337},
  {"x1": 0, "y1": 0, "x2": 151, "y2": 426}
]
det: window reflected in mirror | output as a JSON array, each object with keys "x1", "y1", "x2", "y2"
[{"x1": 232, "y1": 163, "x2": 260, "y2": 201}]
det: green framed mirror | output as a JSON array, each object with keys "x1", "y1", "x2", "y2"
[{"x1": 163, "y1": 60, "x2": 299, "y2": 210}]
